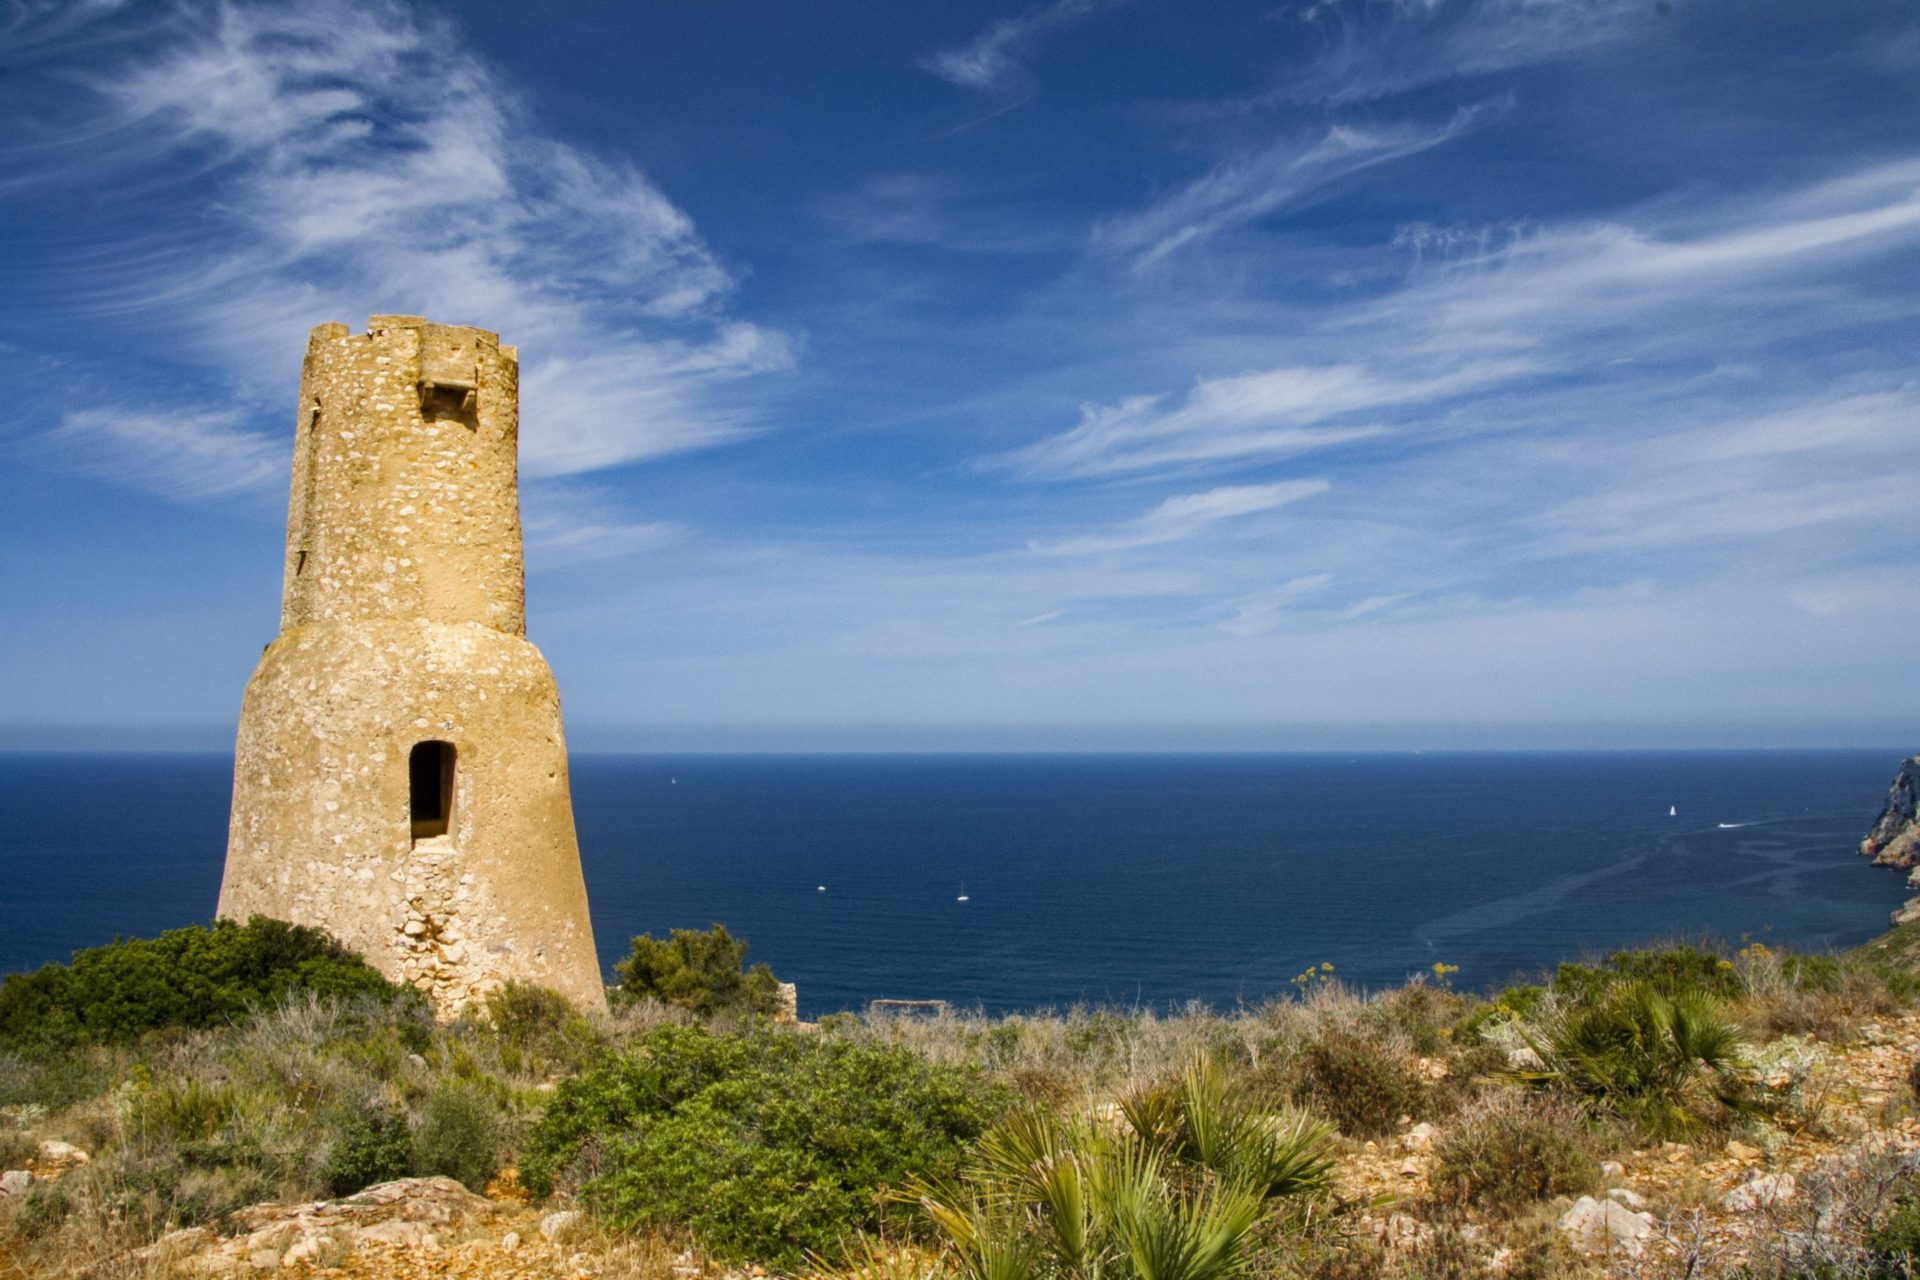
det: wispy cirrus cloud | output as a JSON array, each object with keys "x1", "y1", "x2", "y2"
[
  {"x1": 1095, "y1": 102, "x2": 1501, "y2": 263},
  {"x1": 1215, "y1": 573, "x2": 1336, "y2": 637},
  {"x1": 1005, "y1": 359, "x2": 1529, "y2": 478},
  {"x1": 1374, "y1": 157, "x2": 1920, "y2": 349},
  {"x1": 1030, "y1": 479, "x2": 1329, "y2": 555},
  {"x1": 27, "y1": 407, "x2": 285, "y2": 500},
  {"x1": 5, "y1": 0, "x2": 788, "y2": 509},
  {"x1": 521, "y1": 483, "x2": 683, "y2": 569},
  {"x1": 917, "y1": 0, "x2": 1113, "y2": 99},
  {"x1": 1285, "y1": 0, "x2": 1655, "y2": 105},
  {"x1": 1526, "y1": 389, "x2": 1920, "y2": 553}
]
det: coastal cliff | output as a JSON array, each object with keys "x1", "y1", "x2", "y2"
[{"x1": 1861, "y1": 755, "x2": 1920, "y2": 885}]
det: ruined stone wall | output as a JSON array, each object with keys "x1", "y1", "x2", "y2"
[{"x1": 221, "y1": 318, "x2": 605, "y2": 1015}]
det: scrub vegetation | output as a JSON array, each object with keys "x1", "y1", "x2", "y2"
[{"x1": 4, "y1": 924, "x2": 1920, "y2": 1278}]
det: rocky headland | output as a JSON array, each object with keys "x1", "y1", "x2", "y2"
[
  {"x1": 1862, "y1": 755, "x2": 1920, "y2": 926},
  {"x1": 1863, "y1": 755, "x2": 1920, "y2": 875}
]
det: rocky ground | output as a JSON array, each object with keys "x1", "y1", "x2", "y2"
[{"x1": 1339, "y1": 1010, "x2": 1920, "y2": 1273}]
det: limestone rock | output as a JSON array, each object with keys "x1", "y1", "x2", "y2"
[
  {"x1": 1558, "y1": 1195, "x2": 1654, "y2": 1256},
  {"x1": 1863, "y1": 757, "x2": 1920, "y2": 871},
  {"x1": 1722, "y1": 1172, "x2": 1796, "y2": 1211},
  {"x1": 1403, "y1": 1122, "x2": 1437, "y2": 1151},
  {"x1": 1607, "y1": 1187, "x2": 1649, "y2": 1210},
  {"x1": 36, "y1": 1140, "x2": 88, "y2": 1165},
  {"x1": 132, "y1": 1226, "x2": 215, "y2": 1262},
  {"x1": 1600, "y1": 1160, "x2": 1626, "y2": 1178},
  {"x1": 540, "y1": 1209, "x2": 587, "y2": 1242},
  {"x1": 0, "y1": 1169, "x2": 30, "y2": 1197}
]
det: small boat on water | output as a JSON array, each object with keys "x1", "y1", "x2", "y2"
[
  {"x1": 957, "y1": 883, "x2": 970, "y2": 902},
  {"x1": 1669, "y1": 805, "x2": 1677, "y2": 817}
]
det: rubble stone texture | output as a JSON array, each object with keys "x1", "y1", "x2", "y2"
[{"x1": 219, "y1": 317, "x2": 606, "y2": 1015}]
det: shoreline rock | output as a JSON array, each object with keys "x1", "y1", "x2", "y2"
[{"x1": 1861, "y1": 755, "x2": 1920, "y2": 875}]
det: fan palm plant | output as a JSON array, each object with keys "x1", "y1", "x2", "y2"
[
  {"x1": 902, "y1": 1058, "x2": 1335, "y2": 1280},
  {"x1": 1515, "y1": 980, "x2": 1757, "y2": 1139}
]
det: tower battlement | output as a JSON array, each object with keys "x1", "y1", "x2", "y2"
[
  {"x1": 221, "y1": 319, "x2": 605, "y2": 1016},
  {"x1": 283, "y1": 317, "x2": 526, "y2": 635}
]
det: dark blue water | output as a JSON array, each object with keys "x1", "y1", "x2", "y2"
[{"x1": 0, "y1": 751, "x2": 1907, "y2": 1017}]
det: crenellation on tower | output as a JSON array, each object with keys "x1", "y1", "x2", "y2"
[{"x1": 221, "y1": 318, "x2": 605, "y2": 1016}]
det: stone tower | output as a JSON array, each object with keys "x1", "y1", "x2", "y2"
[{"x1": 220, "y1": 316, "x2": 606, "y2": 1014}]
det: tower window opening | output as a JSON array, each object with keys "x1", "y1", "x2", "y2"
[
  {"x1": 419, "y1": 380, "x2": 477, "y2": 425},
  {"x1": 409, "y1": 740, "x2": 456, "y2": 840}
]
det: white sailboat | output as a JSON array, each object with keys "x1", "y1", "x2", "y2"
[
  {"x1": 957, "y1": 883, "x2": 970, "y2": 902},
  {"x1": 1669, "y1": 805, "x2": 1677, "y2": 817}
]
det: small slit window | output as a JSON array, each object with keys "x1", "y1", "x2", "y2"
[{"x1": 409, "y1": 740, "x2": 455, "y2": 840}]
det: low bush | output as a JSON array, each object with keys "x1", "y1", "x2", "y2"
[
  {"x1": 521, "y1": 1022, "x2": 1006, "y2": 1263},
  {"x1": 0, "y1": 918, "x2": 417, "y2": 1051},
  {"x1": 474, "y1": 981, "x2": 601, "y2": 1077},
  {"x1": 1865, "y1": 1195, "x2": 1920, "y2": 1277},
  {"x1": 1553, "y1": 943, "x2": 1741, "y2": 1005},
  {"x1": 0, "y1": 1124, "x2": 37, "y2": 1170},
  {"x1": 322, "y1": 1101, "x2": 412, "y2": 1195},
  {"x1": 612, "y1": 924, "x2": 780, "y2": 1018},
  {"x1": 413, "y1": 1079, "x2": 499, "y2": 1191},
  {"x1": 1429, "y1": 1093, "x2": 1597, "y2": 1209},
  {"x1": 1291, "y1": 1028, "x2": 1425, "y2": 1139}
]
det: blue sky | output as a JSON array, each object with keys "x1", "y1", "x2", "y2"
[{"x1": 1, "y1": 0, "x2": 1916, "y2": 750}]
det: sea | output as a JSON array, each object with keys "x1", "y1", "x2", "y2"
[{"x1": 0, "y1": 750, "x2": 1908, "y2": 1019}]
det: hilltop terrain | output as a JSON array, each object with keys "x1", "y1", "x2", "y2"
[{"x1": 9, "y1": 915, "x2": 1920, "y2": 1279}]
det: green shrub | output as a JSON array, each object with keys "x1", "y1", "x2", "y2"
[
  {"x1": 1368, "y1": 983, "x2": 1466, "y2": 1056},
  {"x1": 1865, "y1": 1194, "x2": 1920, "y2": 1278},
  {"x1": 1430, "y1": 1094, "x2": 1597, "y2": 1209},
  {"x1": 612, "y1": 924, "x2": 779, "y2": 1017},
  {"x1": 0, "y1": 1124, "x2": 37, "y2": 1170},
  {"x1": 323, "y1": 1102, "x2": 412, "y2": 1195},
  {"x1": 1781, "y1": 954, "x2": 1844, "y2": 993},
  {"x1": 521, "y1": 1022, "x2": 1006, "y2": 1263},
  {"x1": 413, "y1": 1080, "x2": 499, "y2": 1191},
  {"x1": 475, "y1": 981, "x2": 601, "y2": 1076},
  {"x1": 0, "y1": 918, "x2": 417, "y2": 1051},
  {"x1": 1292, "y1": 1029, "x2": 1425, "y2": 1139},
  {"x1": 1554, "y1": 944, "x2": 1742, "y2": 1005},
  {"x1": 1460, "y1": 984, "x2": 1545, "y2": 1044},
  {"x1": 1517, "y1": 980, "x2": 1755, "y2": 1140}
]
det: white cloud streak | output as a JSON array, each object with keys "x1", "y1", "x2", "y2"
[
  {"x1": 1216, "y1": 573, "x2": 1336, "y2": 637},
  {"x1": 1526, "y1": 389, "x2": 1920, "y2": 552},
  {"x1": 11, "y1": 0, "x2": 788, "y2": 498},
  {"x1": 1030, "y1": 479, "x2": 1330, "y2": 554},
  {"x1": 1007, "y1": 359, "x2": 1528, "y2": 478},
  {"x1": 917, "y1": 0, "x2": 1107, "y2": 98},
  {"x1": 1287, "y1": 0, "x2": 1654, "y2": 105},
  {"x1": 27, "y1": 407, "x2": 284, "y2": 499},
  {"x1": 1095, "y1": 103, "x2": 1500, "y2": 263}
]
